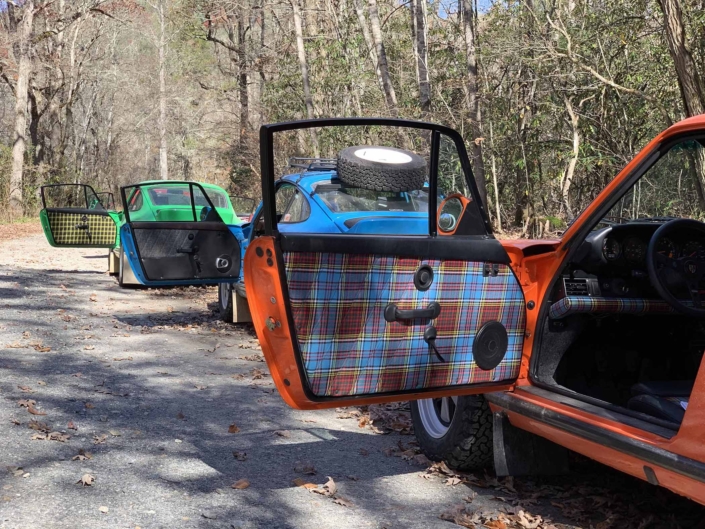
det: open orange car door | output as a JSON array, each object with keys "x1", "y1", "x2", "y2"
[{"x1": 245, "y1": 118, "x2": 527, "y2": 410}]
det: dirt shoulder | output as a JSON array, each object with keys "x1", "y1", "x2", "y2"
[{"x1": 0, "y1": 220, "x2": 43, "y2": 242}]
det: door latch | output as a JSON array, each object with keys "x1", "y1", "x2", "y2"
[{"x1": 424, "y1": 325, "x2": 446, "y2": 362}]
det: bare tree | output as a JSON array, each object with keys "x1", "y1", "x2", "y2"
[
  {"x1": 411, "y1": 0, "x2": 430, "y2": 114},
  {"x1": 146, "y1": 0, "x2": 169, "y2": 180},
  {"x1": 460, "y1": 0, "x2": 486, "y2": 207},
  {"x1": 368, "y1": 0, "x2": 398, "y2": 116},
  {"x1": 658, "y1": 0, "x2": 704, "y2": 116},
  {"x1": 291, "y1": 0, "x2": 319, "y2": 155},
  {"x1": 7, "y1": 0, "x2": 36, "y2": 215}
]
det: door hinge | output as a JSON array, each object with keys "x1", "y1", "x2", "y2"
[{"x1": 483, "y1": 263, "x2": 499, "y2": 277}]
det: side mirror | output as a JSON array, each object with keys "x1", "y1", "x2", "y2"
[{"x1": 437, "y1": 194, "x2": 472, "y2": 236}]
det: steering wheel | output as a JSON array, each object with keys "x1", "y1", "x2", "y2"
[{"x1": 647, "y1": 218, "x2": 705, "y2": 317}]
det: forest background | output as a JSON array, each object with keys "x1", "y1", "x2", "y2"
[{"x1": 1, "y1": 0, "x2": 703, "y2": 237}]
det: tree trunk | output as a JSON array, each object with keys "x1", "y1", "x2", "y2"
[
  {"x1": 460, "y1": 0, "x2": 486, "y2": 207},
  {"x1": 353, "y1": 0, "x2": 384, "y2": 95},
  {"x1": 561, "y1": 96, "x2": 580, "y2": 219},
  {"x1": 412, "y1": 0, "x2": 430, "y2": 114},
  {"x1": 368, "y1": 0, "x2": 398, "y2": 116},
  {"x1": 658, "y1": 0, "x2": 705, "y2": 116},
  {"x1": 227, "y1": 13, "x2": 249, "y2": 154},
  {"x1": 658, "y1": 0, "x2": 705, "y2": 210},
  {"x1": 9, "y1": 1, "x2": 35, "y2": 216},
  {"x1": 157, "y1": 0, "x2": 169, "y2": 180},
  {"x1": 291, "y1": 0, "x2": 319, "y2": 156}
]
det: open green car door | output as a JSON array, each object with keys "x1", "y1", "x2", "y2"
[{"x1": 40, "y1": 184, "x2": 120, "y2": 248}]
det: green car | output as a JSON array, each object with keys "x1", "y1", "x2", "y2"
[{"x1": 39, "y1": 181, "x2": 245, "y2": 288}]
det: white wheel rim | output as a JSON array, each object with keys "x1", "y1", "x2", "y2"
[
  {"x1": 219, "y1": 283, "x2": 230, "y2": 309},
  {"x1": 354, "y1": 147, "x2": 412, "y2": 164},
  {"x1": 417, "y1": 396, "x2": 458, "y2": 439}
]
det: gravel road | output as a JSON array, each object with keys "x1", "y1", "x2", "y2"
[{"x1": 0, "y1": 228, "x2": 703, "y2": 529}]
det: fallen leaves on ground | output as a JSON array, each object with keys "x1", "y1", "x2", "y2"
[
  {"x1": 294, "y1": 461, "x2": 316, "y2": 475},
  {"x1": 67, "y1": 421, "x2": 77, "y2": 430},
  {"x1": 231, "y1": 479, "x2": 250, "y2": 490},
  {"x1": 18, "y1": 399, "x2": 35, "y2": 408},
  {"x1": 31, "y1": 343, "x2": 51, "y2": 352},
  {"x1": 274, "y1": 430, "x2": 290, "y2": 438},
  {"x1": 84, "y1": 402, "x2": 95, "y2": 409},
  {"x1": 333, "y1": 495, "x2": 354, "y2": 508},
  {"x1": 28, "y1": 420, "x2": 50, "y2": 432},
  {"x1": 27, "y1": 404, "x2": 46, "y2": 416},
  {"x1": 72, "y1": 450, "x2": 92, "y2": 461},
  {"x1": 31, "y1": 431, "x2": 70, "y2": 442},
  {"x1": 93, "y1": 434, "x2": 108, "y2": 445},
  {"x1": 98, "y1": 506, "x2": 109, "y2": 514},
  {"x1": 337, "y1": 402, "x2": 413, "y2": 435},
  {"x1": 17, "y1": 385, "x2": 33, "y2": 393},
  {"x1": 311, "y1": 477, "x2": 337, "y2": 497},
  {"x1": 228, "y1": 423, "x2": 240, "y2": 434},
  {"x1": 292, "y1": 477, "x2": 317, "y2": 489},
  {"x1": 77, "y1": 474, "x2": 95, "y2": 487},
  {"x1": 233, "y1": 451, "x2": 247, "y2": 461},
  {"x1": 6, "y1": 467, "x2": 24, "y2": 478},
  {"x1": 239, "y1": 354, "x2": 264, "y2": 362},
  {"x1": 176, "y1": 411, "x2": 185, "y2": 420}
]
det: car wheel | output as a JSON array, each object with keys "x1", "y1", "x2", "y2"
[
  {"x1": 219, "y1": 283, "x2": 234, "y2": 323},
  {"x1": 337, "y1": 145, "x2": 427, "y2": 191},
  {"x1": 411, "y1": 395, "x2": 493, "y2": 471}
]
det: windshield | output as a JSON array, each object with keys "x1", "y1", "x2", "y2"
[
  {"x1": 598, "y1": 138, "x2": 705, "y2": 227},
  {"x1": 314, "y1": 184, "x2": 440, "y2": 214},
  {"x1": 145, "y1": 186, "x2": 230, "y2": 208}
]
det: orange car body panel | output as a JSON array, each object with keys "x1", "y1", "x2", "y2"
[{"x1": 246, "y1": 115, "x2": 705, "y2": 501}]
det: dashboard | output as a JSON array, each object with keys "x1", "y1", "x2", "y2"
[
  {"x1": 578, "y1": 223, "x2": 705, "y2": 269},
  {"x1": 565, "y1": 222, "x2": 705, "y2": 299}
]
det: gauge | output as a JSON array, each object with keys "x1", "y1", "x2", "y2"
[
  {"x1": 655, "y1": 237, "x2": 677, "y2": 259},
  {"x1": 602, "y1": 238, "x2": 621, "y2": 260},
  {"x1": 682, "y1": 240, "x2": 704, "y2": 258},
  {"x1": 623, "y1": 237, "x2": 647, "y2": 264}
]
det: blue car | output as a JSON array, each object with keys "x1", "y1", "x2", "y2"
[{"x1": 218, "y1": 155, "x2": 442, "y2": 323}]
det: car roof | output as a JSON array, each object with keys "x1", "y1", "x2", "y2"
[
  {"x1": 135, "y1": 180, "x2": 228, "y2": 192},
  {"x1": 278, "y1": 171, "x2": 337, "y2": 193}
]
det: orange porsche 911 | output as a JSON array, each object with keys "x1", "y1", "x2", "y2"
[{"x1": 244, "y1": 117, "x2": 705, "y2": 505}]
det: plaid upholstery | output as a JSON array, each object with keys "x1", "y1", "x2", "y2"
[
  {"x1": 549, "y1": 296, "x2": 675, "y2": 320},
  {"x1": 46, "y1": 211, "x2": 116, "y2": 246},
  {"x1": 283, "y1": 252, "x2": 526, "y2": 397}
]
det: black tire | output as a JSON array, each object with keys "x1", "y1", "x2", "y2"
[
  {"x1": 219, "y1": 283, "x2": 234, "y2": 323},
  {"x1": 411, "y1": 395, "x2": 493, "y2": 471},
  {"x1": 337, "y1": 145, "x2": 427, "y2": 192}
]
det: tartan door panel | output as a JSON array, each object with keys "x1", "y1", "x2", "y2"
[
  {"x1": 46, "y1": 210, "x2": 117, "y2": 247},
  {"x1": 283, "y1": 252, "x2": 526, "y2": 397}
]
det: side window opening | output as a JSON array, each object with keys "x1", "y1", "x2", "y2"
[{"x1": 128, "y1": 189, "x2": 143, "y2": 212}]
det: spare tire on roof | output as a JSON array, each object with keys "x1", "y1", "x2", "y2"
[{"x1": 337, "y1": 146, "x2": 427, "y2": 192}]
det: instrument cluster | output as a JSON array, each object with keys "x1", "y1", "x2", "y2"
[{"x1": 602, "y1": 235, "x2": 705, "y2": 265}]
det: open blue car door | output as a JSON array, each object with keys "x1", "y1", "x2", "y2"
[{"x1": 119, "y1": 181, "x2": 242, "y2": 286}]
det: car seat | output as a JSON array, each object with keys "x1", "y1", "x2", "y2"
[{"x1": 627, "y1": 380, "x2": 694, "y2": 423}]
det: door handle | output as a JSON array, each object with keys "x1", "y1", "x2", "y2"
[
  {"x1": 177, "y1": 246, "x2": 198, "y2": 254},
  {"x1": 74, "y1": 223, "x2": 89, "y2": 230},
  {"x1": 384, "y1": 302, "x2": 441, "y2": 323}
]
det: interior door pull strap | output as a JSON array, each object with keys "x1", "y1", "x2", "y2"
[{"x1": 384, "y1": 302, "x2": 441, "y2": 322}]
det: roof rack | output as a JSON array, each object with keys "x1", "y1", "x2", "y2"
[{"x1": 288, "y1": 157, "x2": 337, "y2": 172}]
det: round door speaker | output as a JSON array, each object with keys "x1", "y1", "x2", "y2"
[{"x1": 474, "y1": 321, "x2": 508, "y2": 371}]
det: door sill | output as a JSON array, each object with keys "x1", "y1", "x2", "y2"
[
  {"x1": 515, "y1": 385, "x2": 678, "y2": 438},
  {"x1": 486, "y1": 390, "x2": 705, "y2": 484}
]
